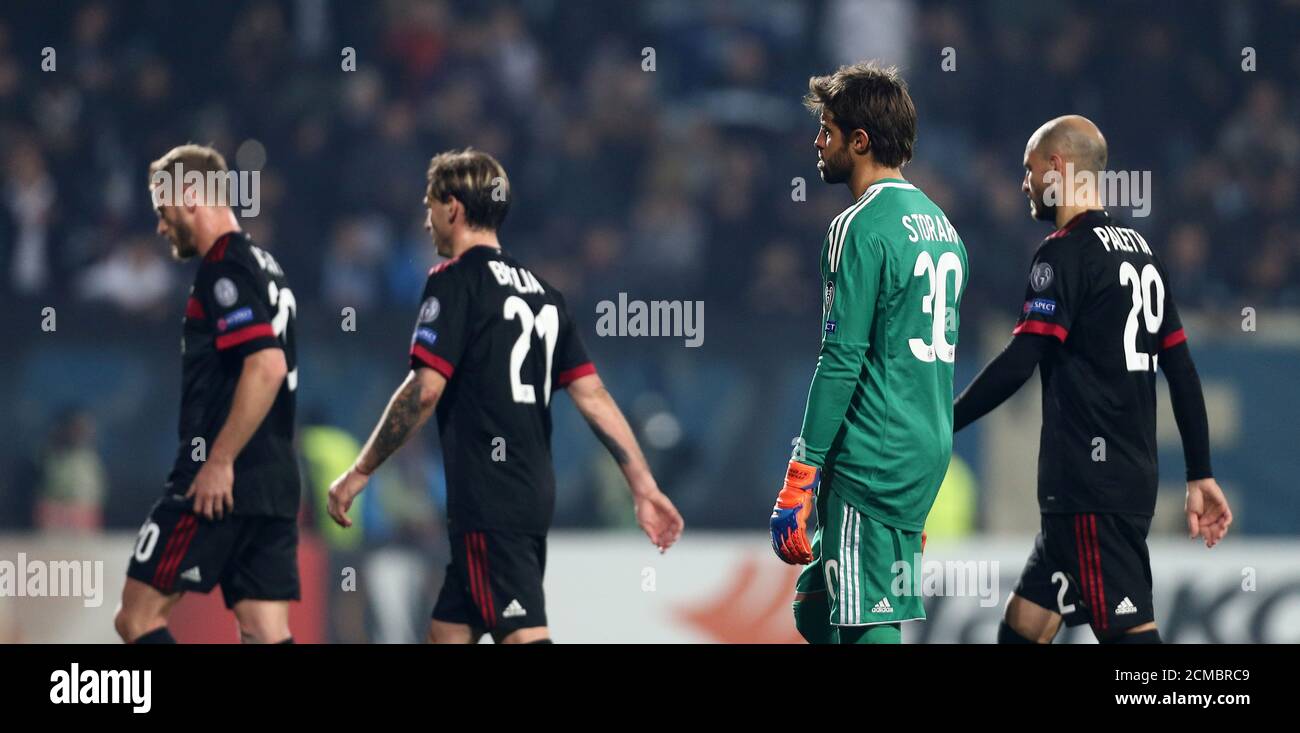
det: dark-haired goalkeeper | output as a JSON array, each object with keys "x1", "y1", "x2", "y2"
[{"x1": 770, "y1": 63, "x2": 965, "y2": 645}]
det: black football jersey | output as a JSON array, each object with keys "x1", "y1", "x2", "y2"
[
  {"x1": 168, "y1": 231, "x2": 301, "y2": 517},
  {"x1": 1013, "y1": 210, "x2": 1185, "y2": 516},
  {"x1": 408, "y1": 244, "x2": 594, "y2": 534}
]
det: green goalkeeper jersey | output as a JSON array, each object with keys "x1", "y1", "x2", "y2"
[{"x1": 797, "y1": 178, "x2": 967, "y2": 531}]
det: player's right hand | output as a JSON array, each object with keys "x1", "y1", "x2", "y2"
[
  {"x1": 770, "y1": 460, "x2": 818, "y2": 565},
  {"x1": 327, "y1": 465, "x2": 370, "y2": 529},
  {"x1": 633, "y1": 489, "x2": 684, "y2": 553},
  {"x1": 1185, "y1": 477, "x2": 1232, "y2": 548}
]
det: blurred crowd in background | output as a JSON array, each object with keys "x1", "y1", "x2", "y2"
[{"x1": 2, "y1": 1, "x2": 1298, "y2": 540}]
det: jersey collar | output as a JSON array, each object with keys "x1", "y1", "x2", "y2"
[
  {"x1": 1047, "y1": 209, "x2": 1107, "y2": 240},
  {"x1": 203, "y1": 231, "x2": 241, "y2": 263},
  {"x1": 858, "y1": 177, "x2": 915, "y2": 201}
]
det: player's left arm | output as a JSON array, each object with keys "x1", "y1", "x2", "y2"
[
  {"x1": 189, "y1": 349, "x2": 289, "y2": 520},
  {"x1": 953, "y1": 240, "x2": 1079, "y2": 432},
  {"x1": 794, "y1": 231, "x2": 883, "y2": 468},
  {"x1": 327, "y1": 367, "x2": 446, "y2": 528},
  {"x1": 1156, "y1": 289, "x2": 1231, "y2": 547},
  {"x1": 953, "y1": 333, "x2": 1055, "y2": 432},
  {"x1": 189, "y1": 263, "x2": 287, "y2": 520},
  {"x1": 771, "y1": 229, "x2": 882, "y2": 564},
  {"x1": 329, "y1": 265, "x2": 469, "y2": 528}
]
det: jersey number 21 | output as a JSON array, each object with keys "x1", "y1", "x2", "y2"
[{"x1": 504, "y1": 295, "x2": 558, "y2": 405}]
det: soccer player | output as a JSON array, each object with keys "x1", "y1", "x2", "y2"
[
  {"x1": 115, "y1": 145, "x2": 301, "y2": 644},
  {"x1": 770, "y1": 63, "x2": 967, "y2": 645},
  {"x1": 326, "y1": 149, "x2": 683, "y2": 644},
  {"x1": 954, "y1": 115, "x2": 1232, "y2": 644}
]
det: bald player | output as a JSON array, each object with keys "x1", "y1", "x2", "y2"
[{"x1": 954, "y1": 116, "x2": 1232, "y2": 643}]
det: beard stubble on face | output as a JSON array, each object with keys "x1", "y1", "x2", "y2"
[
  {"x1": 819, "y1": 144, "x2": 853, "y2": 185},
  {"x1": 167, "y1": 216, "x2": 199, "y2": 260},
  {"x1": 1029, "y1": 186, "x2": 1055, "y2": 221}
]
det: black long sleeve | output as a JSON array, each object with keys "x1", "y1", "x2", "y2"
[
  {"x1": 953, "y1": 333, "x2": 1056, "y2": 432},
  {"x1": 1159, "y1": 341, "x2": 1213, "y2": 480}
]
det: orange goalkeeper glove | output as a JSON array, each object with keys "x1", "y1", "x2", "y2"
[{"x1": 769, "y1": 460, "x2": 818, "y2": 564}]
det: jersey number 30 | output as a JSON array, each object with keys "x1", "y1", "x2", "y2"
[
  {"x1": 909, "y1": 251, "x2": 963, "y2": 363},
  {"x1": 504, "y1": 295, "x2": 558, "y2": 406},
  {"x1": 1119, "y1": 262, "x2": 1164, "y2": 372}
]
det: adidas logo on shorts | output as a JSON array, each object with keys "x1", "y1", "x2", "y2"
[
  {"x1": 871, "y1": 598, "x2": 893, "y2": 614},
  {"x1": 1115, "y1": 597, "x2": 1138, "y2": 615},
  {"x1": 502, "y1": 599, "x2": 527, "y2": 618},
  {"x1": 180, "y1": 566, "x2": 201, "y2": 583}
]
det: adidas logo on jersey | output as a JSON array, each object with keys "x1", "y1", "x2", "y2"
[
  {"x1": 502, "y1": 599, "x2": 527, "y2": 618},
  {"x1": 871, "y1": 598, "x2": 893, "y2": 614},
  {"x1": 1115, "y1": 597, "x2": 1138, "y2": 615},
  {"x1": 180, "y1": 566, "x2": 201, "y2": 583}
]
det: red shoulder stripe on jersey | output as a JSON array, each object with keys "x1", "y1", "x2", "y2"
[
  {"x1": 1046, "y1": 211, "x2": 1088, "y2": 240},
  {"x1": 429, "y1": 256, "x2": 461, "y2": 276},
  {"x1": 215, "y1": 323, "x2": 275, "y2": 350},
  {"x1": 1012, "y1": 320, "x2": 1068, "y2": 343},
  {"x1": 204, "y1": 232, "x2": 234, "y2": 263},
  {"x1": 556, "y1": 362, "x2": 597, "y2": 387},
  {"x1": 1161, "y1": 328, "x2": 1187, "y2": 350},
  {"x1": 185, "y1": 296, "x2": 205, "y2": 320},
  {"x1": 411, "y1": 345, "x2": 454, "y2": 378}
]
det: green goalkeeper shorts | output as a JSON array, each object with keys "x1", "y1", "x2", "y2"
[{"x1": 795, "y1": 484, "x2": 926, "y2": 626}]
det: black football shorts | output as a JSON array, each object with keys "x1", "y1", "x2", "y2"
[
  {"x1": 126, "y1": 494, "x2": 300, "y2": 609},
  {"x1": 1013, "y1": 512, "x2": 1155, "y2": 637},
  {"x1": 432, "y1": 529, "x2": 548, "y2": 639}
]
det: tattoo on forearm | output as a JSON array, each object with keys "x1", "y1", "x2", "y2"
[
  {"x1": 362, "y1": 379, "x2": 425, "y2": 473},
  {"x1": 587, "y1": 418, "x2": 631, "y2": 466}
]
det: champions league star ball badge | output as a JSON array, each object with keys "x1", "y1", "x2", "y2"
[
  {"x1": 823, "y1": 281, "x2": 835, "y2": 315},
  {"x1": 1029, "y1": 262, "x2": 1054, "y2": 292},
  {"x1": 419, "y1": 297, "x2": 441, "y2": 323},
  {"x1": 214, "y1": 277, "x2": 238, "y2": 307}
]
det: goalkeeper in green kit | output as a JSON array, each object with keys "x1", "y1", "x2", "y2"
[{"x1": 769, "y1": 62, "x2": 967, "y2": 644}]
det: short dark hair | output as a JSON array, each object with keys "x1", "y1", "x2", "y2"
[
  {"x1": 425, "y1": 148, "x2": 510, "y2": 231},
  {"x1": 804, "y1": 62, "x2": 917, "y2": 168}
]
